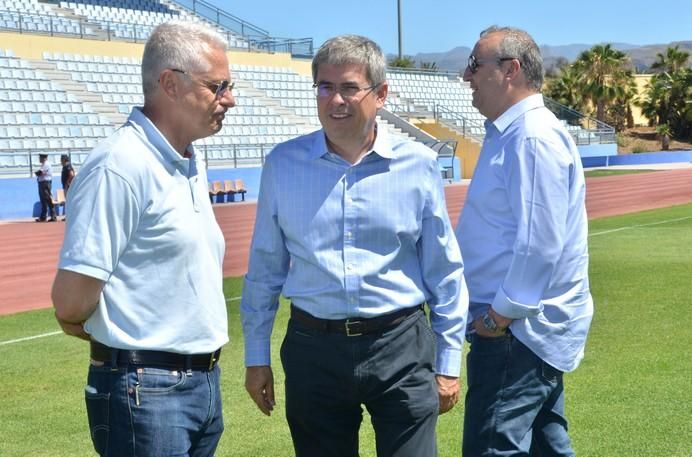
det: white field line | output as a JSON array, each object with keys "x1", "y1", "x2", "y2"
[
  {"x1": 0, "y1": 331, "x2": 62, "y2": 346},
  {"x1": 0, "y1": 296, "x2": 243, "y2": 347},
  {"x1": 589, "y1": 215, "x2": 692, "y2": 237}
]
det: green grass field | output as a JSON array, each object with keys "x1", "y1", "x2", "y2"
[
  {"x1": 584, "y1": 169, "x2": 658, "y2": 178},
  {"x1": 1, "y1": 204, "x2": 691, "y2": 456}
]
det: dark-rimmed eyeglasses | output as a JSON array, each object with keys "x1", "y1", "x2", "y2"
[
  {"x1": 467, "y1": 55, "x2": 518, "y2": 74},
  {"x1": 312, "y1": 82, "x2": 381, "y2": 99},
  {"x1": 171, "y1": 69, "x2": 234, "y2": 100}
]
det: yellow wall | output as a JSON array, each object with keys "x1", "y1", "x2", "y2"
[
  {"x1": 632, "y1": 74, "x2": 653, "y2": 127},
  {"x1": 1, "y1": 31, "x2": 145, "y2": 59},
  {"x1": 0, "y1": 31, "x2": 312, "y2": 76},
  {"x1": 414, "y1": 120, "x2": 481, "y2": 179}
]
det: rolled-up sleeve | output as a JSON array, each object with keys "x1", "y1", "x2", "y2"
[{"x1": 492, "y1": 137, "x2": 570, "y2": 319}]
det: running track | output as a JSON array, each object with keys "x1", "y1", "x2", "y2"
[{"x1": 2, "y1": 168, "x2": 691, "y2": 316}]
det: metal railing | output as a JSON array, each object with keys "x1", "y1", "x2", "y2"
[
  {"x1": 543, "y1": 97, "x2": 616, "y2": 144},
  {"x1": 0, "y1": 6, "x2": 313, "y2": 56},
  {"x1": 171, "y1": 0, "x2": 313, "y2": 56},
  {"x1": 433, "y1": 104, "x2": 486, "y2": 143},
  {"x1": 0, "y1": 144, "x2": 275, "y2": 178}
]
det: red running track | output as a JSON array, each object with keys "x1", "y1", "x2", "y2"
[{"x1": 2, "y1": 168, "x2": 691, "y2": 316}]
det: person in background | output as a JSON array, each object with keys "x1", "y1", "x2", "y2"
[
  {"x1": 59, "y1": 154, "x2": 75, "y2": 221},
  {"x1": 60, "y1": 154, "x2": 75, "y2": 195},
  {"x1": 456, "y1": 25, "x2": 594, "y2": 457},
  {"x1": 51, "y1": 20, "x2": 236, "y2": 457},
  {"x1": 242, "y1": 34, "x2": 468, "y2": 457},
  {"x1": 34, "y1": 153, "x2": 56, "y2": 222}
]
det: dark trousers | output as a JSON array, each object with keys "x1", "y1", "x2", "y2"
[
  {"x1": 37, "y1": 180, "x2": 55, "y2": 220},
  {"x1": 280, "y1": 310, "x2": 438, "y2": 457},
  {"x1": 462, "y1": 333, "x2": 574, "y2": 457}
]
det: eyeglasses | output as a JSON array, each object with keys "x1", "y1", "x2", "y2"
[
  {"x1": 170, "y1": 69, "x2": 234, "y2": 99},
  {"x1": 467, "y1": 55, "x2": 518, "y2": 74},
  {"x1": 312, "y1": 82, "x2": 381, "y2": 99}
]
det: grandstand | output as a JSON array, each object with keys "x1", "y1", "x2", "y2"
[{"x1": 0, "y1": 0, "x2": 617, "y2": 219}]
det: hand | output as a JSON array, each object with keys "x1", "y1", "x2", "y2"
[
  {"x1": 55, "y1": 313, "x2": 90, "y2": 341},
  {"x1": 245, "y1": 366, "x2": 276, "y2": 416},
  {"x1": 472, "y1": 309, "x2": 512, "y2": 338},
  {"x1": 436, "y1": 374, "x2": 460, "y2": 414}
]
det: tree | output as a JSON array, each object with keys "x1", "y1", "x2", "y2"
[
  {"x1": 388, "y1": 56, "x2": 415, "y2": 68},
  {"x1": 656, "y1": 123, "x2": 671, "y2": 150},
  {"x1": 605, "y1": 69, "x2": 638, "y2": 130},
  {"x1": 544, "y1": 64, "x2": 586, "y2": 113},
  {"x1": 651, "y1": 45, "x2": 690, "y2": 74},
  {"x1": 638, "y1": 47, "x2": 692, "y2": 140},
  {"x1": 573, "y1": 44, "x2": 631, "y2": 123}
]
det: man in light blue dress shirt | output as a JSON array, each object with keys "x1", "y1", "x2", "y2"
[
  {"x1": 241, "y1": 35, "x2": 468, "y2": 457},
  {"x1": 456, "y1": 26, "x2": 594, "y2": 456},
  {"x1": 51, "y1": 21, "x2": 235, "y2": 456}
]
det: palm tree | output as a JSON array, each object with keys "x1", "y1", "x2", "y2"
[
  {"x1": 573, "y1": 44, "x2": 631, "y2": 123},
  {"x1": 651, "y1": 45, "x2": 690, "y2": 74},
  {"x1": 544, "y1": 64, "x2": 586, "y2": 112}
]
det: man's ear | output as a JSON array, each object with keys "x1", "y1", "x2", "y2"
[
  {"x1": 157, "y1": 69, "x2": 179, "y2": 99},
  {"x1": 376, "y1": 81, "x2": 389, "y2": 107},
  {"x1": 505, "y1": 58, "x2": 522, "y2": 80}
]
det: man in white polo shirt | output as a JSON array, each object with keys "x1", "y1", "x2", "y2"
[{"x1": 51, "y1": 20, "x2": 235, "y2": 457}]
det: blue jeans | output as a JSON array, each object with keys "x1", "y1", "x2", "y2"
[
  {"x1": 85, "y1": 362, "x2": 224, "y2": 457},
  {"x1": 462, "y1": 333, "x2": 575, "y2": 457},
  {"x1": 280, "y1": 310, "x2": 438, "y2": 457}
]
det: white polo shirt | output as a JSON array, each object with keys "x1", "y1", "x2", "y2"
[{"x1": 58, "y1": 107, "x2": 228, "y2": 354}]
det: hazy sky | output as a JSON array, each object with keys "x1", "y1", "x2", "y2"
[{"x1": 208, "y1": 0, "x2": 691, "y2": 55}]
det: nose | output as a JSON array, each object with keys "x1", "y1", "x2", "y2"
[
  {"x1": 462, "y1": 66, "x2": 473, "y2": 82},
  {"x1": 219, "y1": 89, "x2": 236, "y2": 108}
]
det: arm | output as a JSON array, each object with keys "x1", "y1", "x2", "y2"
[
  {"x1": 418, "y1": 160, "x2": 468, "y2": 413},
  {"x1": 240, "y1": 159, "x2": 290, "y2": 414},
  {"x1": 52, "y1": 269, "x2": 104, "y2": 340},
  {"x1": 492, "y1": 136, "x2": 572, "y2": 320}
]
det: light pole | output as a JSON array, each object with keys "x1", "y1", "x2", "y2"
[{"x1": 397, "y1": 0, "x2": 402, "y2": 60}]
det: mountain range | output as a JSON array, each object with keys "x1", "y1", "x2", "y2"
[{"x1": 402, "y1": 40, "x2": 692, "y2": 73}]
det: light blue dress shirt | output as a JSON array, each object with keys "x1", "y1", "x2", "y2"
[
  {"x1": 58, "y1": 107, "x2": 228, "y2": 354},
  {"x1": 241, "y1": 126, "x2": 468, "y2": 376},
  {"x1": 456, "y1": 94, "x2": 593, "y2": 372}
]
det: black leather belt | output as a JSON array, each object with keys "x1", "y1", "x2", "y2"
[
  {"x1": 90, "y1": 341, "x2": 221, "y2": 371},
  {"x1": 290, "y1": 304, "x2": 423, "y2": 337}
]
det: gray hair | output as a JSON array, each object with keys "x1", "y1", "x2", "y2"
[
  {"x1": 141, "y1": 20, "x2": 228, "y2": 98},
  {"x1": 481, "y1": 26, "x2": 544, "y2": 91},
  {"x1": 312, "y1": 35, "x2": 386, "y2": 86}
]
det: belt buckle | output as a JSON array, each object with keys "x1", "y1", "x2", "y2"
[{"x1": 345, "y1": 319, "x2": 363, "y2": 337}]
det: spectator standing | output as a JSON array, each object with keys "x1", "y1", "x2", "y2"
[
  {"x1": 51, "y1": 20, "x2": 236, "y2": 457},
  {"x1": 242, "y1": 34, "x2": 468, "y2": 457},
  {"x1": 456, "y1": 26, "x2": 594, "y2": 457},
  {"x1": 34, "y1": 153, "x2": 56, "y2": 222},
  {"x1": 60, "y1": 154, "x2": 75, "y2": 195}
]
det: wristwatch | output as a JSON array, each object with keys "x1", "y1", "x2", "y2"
[{"x1": 481, "y1": 312, "x2": 504, "y2": 333}]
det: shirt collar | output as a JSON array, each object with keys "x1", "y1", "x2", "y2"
[
  {"x1": 309, "y1": 123, "x2": 395, "y2": 161},
  {"x1": 491, "y1": 93, "x2": 545, "y2": 134}
]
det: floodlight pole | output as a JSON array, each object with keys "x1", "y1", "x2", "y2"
[{"x1": 397, "y1": 0, "x2": 402, "y2": 59}]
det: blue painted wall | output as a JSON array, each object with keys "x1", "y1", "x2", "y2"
[
  {"x1": 578, "y1": 143, "x2": 618, "y2": 157},
  {"x1": 0, "y1": 167, "x2": 264, "y2": 221},
  {"x1": 582, "y1": 149, "x2": 692, "y2": 168}
]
